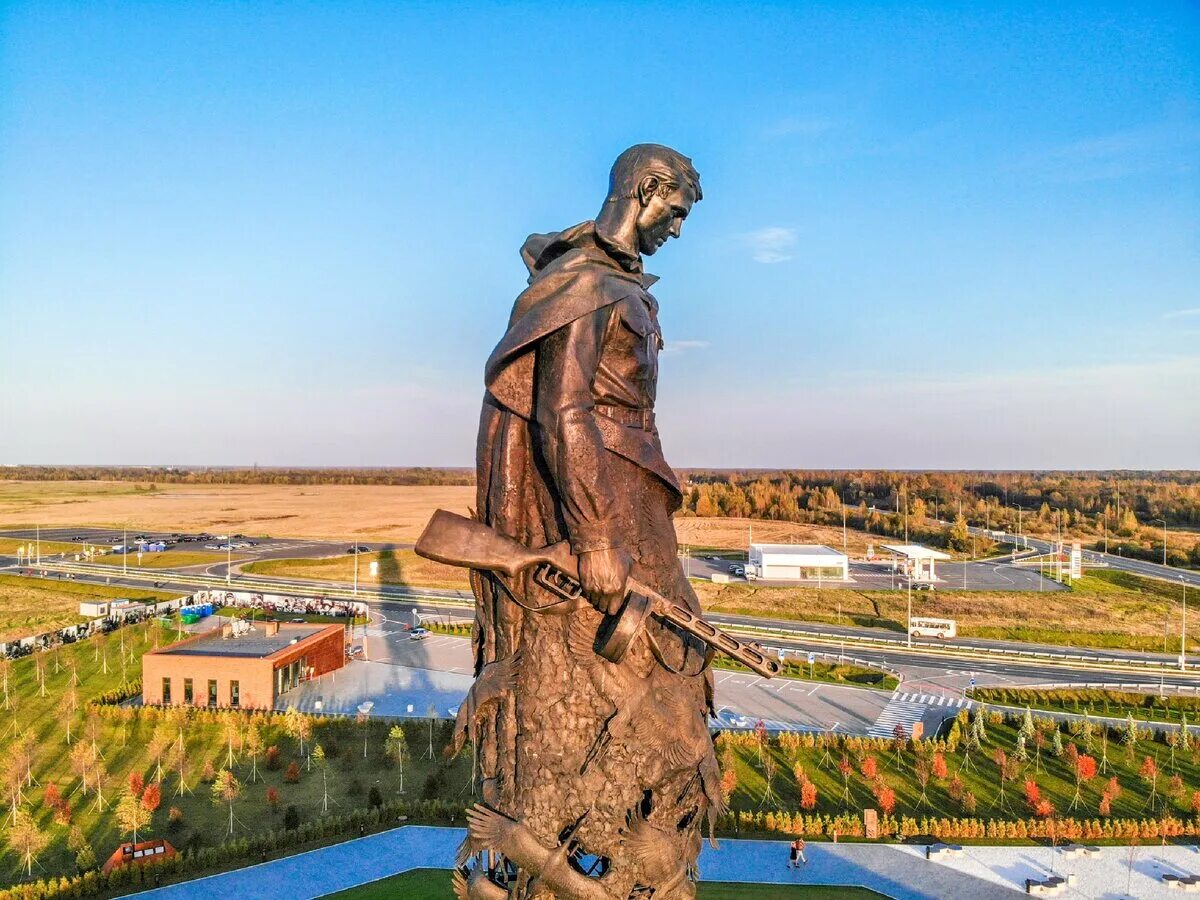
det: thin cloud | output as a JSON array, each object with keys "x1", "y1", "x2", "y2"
[
  {"x1": 1164, "y1": 308, "x2": 1200, "y2": 320},
  {"x1": 662, "y1": 340, "x2": 710, "y2": 355},
  {"x1": 744, "y1": 226, "x2": 797, "y2": 264}
]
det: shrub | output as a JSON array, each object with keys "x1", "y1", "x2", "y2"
[
  {"x1": 266, "y1": 787, "x2": 280, "y2": 811},
  {"x1": 265, "y1": 745, "x2": 281, "y2": 770},
  {"x1": 368, "y1": 786, "x2": 383, "y2": 809},
  {"x1": 284, "y1": 761, "x2": 301, "y2": 784},
  {"x1": 283, "y1": 806, "x2": 300, "y2": 831}
]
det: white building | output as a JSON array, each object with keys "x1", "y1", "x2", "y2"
[
  {"x1": 748, "y1": 543, "x2": 848, "y2": 581},
  {"x1": 881, "y1": 544, "x2": 952, "y2": 582}
]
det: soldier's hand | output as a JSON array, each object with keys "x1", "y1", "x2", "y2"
[{"x1": 579, "y1": 547, "x2": 632, "y2": 616}]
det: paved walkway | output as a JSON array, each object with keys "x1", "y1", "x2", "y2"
[{"x1": 129, "y1": 825, "x2": 1200, "y2": 899}]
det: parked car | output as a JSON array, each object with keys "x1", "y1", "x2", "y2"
[
  {"x1": 347, "y1": 545, "x2": 371, "y2": 554},
  {"x1": 291, "y1": 617, "x2": 307, "y2": 623},
  {"x1": 410, "y1": 627, "x2": 429, "y2": 640}
]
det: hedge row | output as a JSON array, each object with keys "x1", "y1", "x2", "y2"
[
  {"x1": 972, "y1": 687, "x2": 1200, "y2": 717},
  {"x1": 722, "y1": 809, "x2": 1200, "y2": 842},
  {"x1": 0, "y1": 798, "x2": 461, "y2": 900}
]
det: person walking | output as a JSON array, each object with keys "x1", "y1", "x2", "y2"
[{"x1": 789, "y1": 837, "x2": 807, "y2": 867}]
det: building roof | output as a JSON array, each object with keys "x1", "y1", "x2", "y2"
[
  {"x1": 752, "y1": 543, "x2": 846, "y2": 558},
  {"x1": 153, "y1": 623, "x2": 337, "y2": 659},
  {"x1": 880, "y1": 544, "x2": 952, "y2": 560}
]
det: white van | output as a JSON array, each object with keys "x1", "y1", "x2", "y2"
[{"x1": 908, "y1": 616, "x2": 957, "y2": 639}]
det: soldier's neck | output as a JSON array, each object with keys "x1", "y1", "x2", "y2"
[{"x1": 595, "y1": 203, "x2": 642, "y2": 272}]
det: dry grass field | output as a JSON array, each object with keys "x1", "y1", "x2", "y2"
[
  {"x1": 675, "y1": 516, "x2": 879, "y2": 556},
  {"x1": 696, "y1": 570, "x2": 1191, "y2": 651},
  {"x1": 243, "y1": 548, "x2": 470, "y2": 590},
  {"x1": 0, "y1": 480, "x2": 474, "y2": 543},
  {"x1": 0, "y1": 574, "x2": 178, "y2": 642},
  {"x1": 88, "y1": 550, "x2": 245, "y2": 569}
]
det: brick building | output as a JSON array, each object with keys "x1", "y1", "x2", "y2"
[{"x1": 142, "y1": 621, "x2": 346, "y2": 710}]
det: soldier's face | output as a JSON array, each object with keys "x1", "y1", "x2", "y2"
[{"x1": 636, "y1": 181, "x2": 694, "y2": 256}]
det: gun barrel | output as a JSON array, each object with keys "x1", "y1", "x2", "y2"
[{"x1": 649, "y1": 594, "x2": 780, "y2": 678}]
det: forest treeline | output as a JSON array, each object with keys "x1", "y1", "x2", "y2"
[
  {"x1": 678, "y1": 471, "x2": 1200, "y2": 568},
  {"x1": 0, "y1": 466, "x2": 473, "y2": 486}
]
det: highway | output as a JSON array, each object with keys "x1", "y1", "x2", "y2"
[{"x1": 6, "y1": 523, "x2": 1199, "y2": 737}]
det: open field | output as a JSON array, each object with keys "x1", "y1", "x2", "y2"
[
  {"x1": 2, "y1": 482, "x2": 902, "y2": 558},
  {"x1": 0, "y1": 575, "x2": 178, "y2": 643},
  {"x1": 324, "y1": 870, "x2": 881, "y2": 898},
  {"x1": 243, "y1": 549, "x2": 469, "y2": 590},
  {"x1": 696, "y1": 569, "x2": 1193, "y2": 652},
  {"x1": 676, "y1": 517, "x2": 878, "y2": 557},
  {"x1": 0, "y1": 481, "x2": 475, "y2": 543}
]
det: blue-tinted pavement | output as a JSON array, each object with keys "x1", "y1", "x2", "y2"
[{"x1": 130, "y1": 826, "x2": 1029, "y2": 899}]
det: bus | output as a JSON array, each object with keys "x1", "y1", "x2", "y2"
[{"x1": 908, "y1": 616, "x2": 956, "y2": 640}]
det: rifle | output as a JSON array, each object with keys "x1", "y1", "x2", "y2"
[{"x1": 415, "y1": 509, "x2": 780, "y2": 679}]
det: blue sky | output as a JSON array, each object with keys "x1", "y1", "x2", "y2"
[{"x1": 1, "y1": 2, "x2": 1197, "y2": 468}]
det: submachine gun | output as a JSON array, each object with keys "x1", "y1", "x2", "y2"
[{"x1": 415, "y1": 509, "x2": 780, "y2": 679}]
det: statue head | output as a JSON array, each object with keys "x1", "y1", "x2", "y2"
[{"x1": 597, "y1": 144, "x2": 701, "y2": 258}]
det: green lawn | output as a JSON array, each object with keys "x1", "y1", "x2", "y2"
[{"x1": 324, "y1": 870, "x2": 882, "y2": 898}]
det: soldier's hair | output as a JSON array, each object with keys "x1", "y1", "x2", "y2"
[{"x1": 608, "y1": 144, "x2": 702, "y2": 203}]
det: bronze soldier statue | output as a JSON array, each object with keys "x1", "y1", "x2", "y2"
[{"x1": 434, "y1": 145, "x2": 727, "y2": 899}]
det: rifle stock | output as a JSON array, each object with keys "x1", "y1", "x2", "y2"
[{"x1": 415, "y1": 510, "x2": 779, "y2": 678}]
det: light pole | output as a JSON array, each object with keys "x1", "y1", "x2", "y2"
[
  {"x1": 1181, "y1": 576, "x2": 1188, "y2": 672},
  {"x1": 841, "y1": 490, "x2": 848, "y2": 555},
  {"x1": 353, "y1": 547, "x2": 359, "y2": 596},
  {"x1": 906, "y1": 580, "x2": 913, "y2": 649},
  {"x1": 123, "y1": 526, "x2": 128, "y2": 576},
  {"x1": 1013, "y1": 504, "x2": 1025, "y2": 550},
  {"x1": 226, "y1": 538, "x2": 232, "y2": 586},
  {"x1": 1153, "y1": 518, "x2": 1168, "y2": 567}
]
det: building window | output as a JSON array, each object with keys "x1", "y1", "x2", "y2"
[
  {"x1": 230, "y1": 680, "x2": 240, "y2": 708},
  {"x1": 183, "y1": 678, "x2": 193, "y2": 704},
  {"x1": 208, "y1": 679, "x2": 218, "y2": 707},
  {"x1": 162, "y1": 677, "x2": 171, "y2": 704}
]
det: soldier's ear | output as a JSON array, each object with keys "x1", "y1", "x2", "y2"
[{"x1": 637, "y1": 175, "x2": 661, "y2": 207}]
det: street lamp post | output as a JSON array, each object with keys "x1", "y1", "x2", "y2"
[
  {"x1": 1182, "y1": 576, "x2": 1188, "y2": 672},
  {"x1": 1154, "y1": 518, "x2": 1168, "y2": 567},
  {"x1": 906, "y1": 580, "x2": 913, "y2": 649},
  {"x1": 226, "y1": 539, "x2": 232, "y2": 586}
]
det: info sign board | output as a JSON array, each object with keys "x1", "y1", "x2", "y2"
[{"x1": 1069, "y1": 542, "x2": 1082, "y2": 579}]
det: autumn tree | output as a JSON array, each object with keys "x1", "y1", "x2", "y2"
[
  {"x1": 116, "y1": 790, "x2": 151, "y2": 845},
  {"x1": 211, "y1": 770, "x2": 242, "y2": 837},
  {"x1": 1069, "y1": 754, "x2": 1097, "y2": 811},
  {"x1": 388, "y1": 724, "x2": 407, "y2": 794},
  {"x1": 142, "y1": 783, "x2": 161, "y2": 817},
  {"x1": 245, "y1": 721, "x2": 264, "y2": 783},
  {"x1": 312, "y1": 745, "x2": 331, "y2": 814},
  {"x1": 5, "y1": 810, "x2": 48, "y2": 878}
]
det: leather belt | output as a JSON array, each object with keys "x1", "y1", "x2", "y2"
[{"x1": 594, "y1": 403, "x2": 655, "y2": 432}]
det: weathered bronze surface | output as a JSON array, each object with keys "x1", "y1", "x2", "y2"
[{"x1": 427, "y1": 144, "x2": 744, "y2": 899}]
